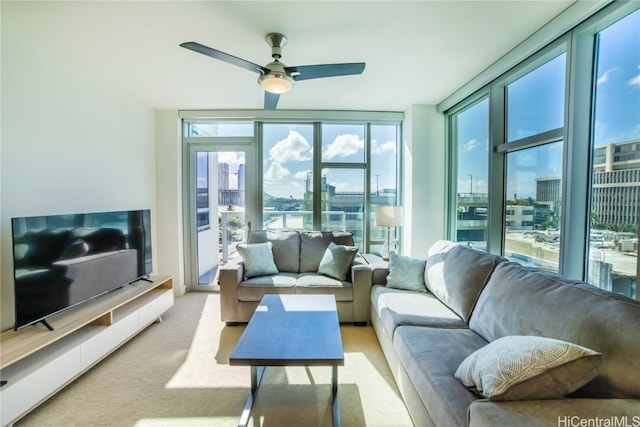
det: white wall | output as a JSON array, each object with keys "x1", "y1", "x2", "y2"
[
  {"x1": 402, "y1": 105, "x2": 446, "y2": 257},
  {"x1": 1, "y1": 13, "x2": 156, "y2": 331},
  {"x1": 154, "y1": 110, "x2": 185, "y2": 295}
]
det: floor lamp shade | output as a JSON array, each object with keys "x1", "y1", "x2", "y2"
[
  {"x1": 376, "y1": 206, "x2": 404, "y2": 228},
  {"x1": 376, "y1": 206, "x2": 403, "y2": 260}
]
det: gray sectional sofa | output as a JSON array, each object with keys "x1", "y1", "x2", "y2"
[
  {"x1": 218, "y1": 230, "x2": 372, "y2": 324},
  {"x1": 370, "y1": 240, "x2": 640, "y2": 426}
]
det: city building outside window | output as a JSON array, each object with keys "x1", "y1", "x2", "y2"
[
  {"x1": 586, "y1": 9, "x2": 639, "y2": 299},
  {"x1": 445, "y1": 3, "x2": 638, "y2": 300}
]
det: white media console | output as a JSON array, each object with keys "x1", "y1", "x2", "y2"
[{"x1": 0, "y1": 275, "x2": 174, "y2": 426}]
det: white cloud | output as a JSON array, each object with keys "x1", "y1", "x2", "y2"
[
  {"x1": 628, "y1": 73, "x2": 640, "y2": 87},
  {"x1": 327, "y1": 180, "x2": 355, "y2": 192},
  {"x1": 293, "y1": 170, "x2": 311, "y2": 180},
  {"x1": 269, "y1": 130, "x2": 312, "y2": 163},
  {"x1": 371, "y1": 139, "x2": 396, "y2": 155},
  {"x1": 264, "y1": 162, "x2": 290, "y2": 181},
  {"x1": 597, "y1": 67, "x2": 621, "y2": 85},
  {"x1": 323, "y1": 134, "x2": 364, "y2": 160},
  {"x1": 463, "y1": 138, "x2": 478, "y2": 152},
  {"x1": 218, "y1": 151, "x2": 244, "y2": 166}
]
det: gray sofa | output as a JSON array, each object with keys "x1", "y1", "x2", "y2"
[
  {"x1": 370, "y1": 240, "x2": 640, "y2": 426},
  {"x1": 218, "y1": 230, "x2": 372, "y2": 324}
]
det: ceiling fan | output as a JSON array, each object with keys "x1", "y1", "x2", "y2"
[{"x1": 180, "y1": 33, "x2": 366, "y2": 110}]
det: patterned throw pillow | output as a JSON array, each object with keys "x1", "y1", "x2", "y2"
[
  {"x1": 237, "y1": 242, "x2": 279, "y2": 279},
  {"x1": 385, "y1": 252, "x2": 427, "y2": 291},
  {"x1": 455, "y1": 335, "x2": 602, "y2": 401},
  {"x1": 317, "y1": 242, "x2": 359, "y2": 280}
]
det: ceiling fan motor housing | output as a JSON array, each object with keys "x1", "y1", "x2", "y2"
[{"x1": 265, "y1": 32, "x2": 287, "y2": 59}]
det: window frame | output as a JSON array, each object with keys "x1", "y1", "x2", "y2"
[
  {"x1": 181, "y1": 110, "x2": 403, "y2": 254},
  {"x1": 445, "y1": 1, "x2": 639, "y2": 293},
  {"x1": 446, "y1": 90, "x2": 490, "y2": 249}
]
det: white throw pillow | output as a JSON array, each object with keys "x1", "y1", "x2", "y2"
[
  {"x1": 237, "y1": 242, "x2": 279, "y2": 279},
  {"x1": 385, "y1": 252, "x2": 426, "y2": 291},
  {"x1": 455, "y1": 335, "x2": 602, "y2": 401},
  {"x1": 317, "y1": 242, "x2": 359, "y2": 280}
]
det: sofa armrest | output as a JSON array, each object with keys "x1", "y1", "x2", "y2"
[
  {"x1": 371, "y1": 265, "x2": 389, "y2": 286},
  {"x1": 351, "y1": 264, "x2": 374, "y2": 323},
  {"x1": 468, "y1": 398, "x2": 640, "y2": 427},
  {"x1": 218, "y1": 256, "x2": 245, "y2": 322}
]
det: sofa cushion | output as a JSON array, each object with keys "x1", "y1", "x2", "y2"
[
  {"x1": 470, "y1": 261, "x2": 640, "y2": 398},
  {"x1": 237, "y1": 242, "x2": 279, "y2": 279},
  {"x1": 247, "y1": 230, "x2": 300, "y2": 273},
  {"x1": 237, "y1": 273, "x2": 297, "y2": 301},
  {"x1": 393, "y1": 326, "x2": 486, "y2": 427},
  {"x1": 425, "y1": 241, "x2": 504, "y2": 323},
  {"x1": 455, "y1": 335, "x2": 602, "y2": 401},
  {"x1": 317, "y1": 242, "x2": 359, "y2": 280},
  {"x1": 299, "y1": 231, "x2": 354, "y2": 273},
  {"x1": 371, "y1": 285, "x2": 466, "y2": 336},
  {"x1": 296, "y1": 273, "x2": 353, "y2": 301},
  {"x1": 468, "y1": 399, "x2": 640, "y2": 427},
  {"x1": 386, "y1": 252, "x2": 427, "y2": 291}
]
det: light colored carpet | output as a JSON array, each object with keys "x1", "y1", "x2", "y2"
[{"x1": 16, "y1": 293, "x2": 414, "y2": 427}]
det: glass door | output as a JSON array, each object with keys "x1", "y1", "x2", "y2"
[{"x1": 185, "y1": 140, "x2": 255, "y2": 291}]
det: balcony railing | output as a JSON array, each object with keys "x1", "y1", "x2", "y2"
[{"x1": 214, "y1": 210, "x2": 386, "y2": 261}]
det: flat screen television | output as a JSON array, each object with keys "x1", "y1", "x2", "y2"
[{"x1": 11, "y1": 209, "x2": 152, "y2": 330}]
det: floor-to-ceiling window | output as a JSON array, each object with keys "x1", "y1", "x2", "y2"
[
  {"x1": 181, "y1": 112, "x2": 402, "y2": 289},
  {"x1": 370, "y1": 124, "x2": 400, "y2": 255},
  {"x1": 586, "y1": 9, "x2": 640, "y2": 299},
  {"x1": 183, "y1": 122, "x2": 255, "y2": 290},
  {"x1": 449, "y1": 96, "x2": 489, "y2": 251},
  {"x1": 259, "y1": 120, "x2": 400, "y2": 253},
  {"x1": 445, "y1": 2, "x2": 639, "y2": 299},
  {"x1": 500, "y1": 50, "x2": 567, "y2": 273},
  {"x1": 262, "y1": 123, "x2": 315, "y2": 231},
  {"x1": 320, "y1": 124, "x2": 367, "y2": 248}
]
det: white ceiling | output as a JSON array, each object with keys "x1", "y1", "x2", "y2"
[{"x1": 5, "y1": 1, "x2": 575, "y2": 111}]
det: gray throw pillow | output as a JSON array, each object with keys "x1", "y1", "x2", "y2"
[
  {"x1": 386, "y1": 252, "x2": 427, "y2": 291},
  {"x1": 455, "y1": 335, "x2": 602, "y2": 401},
  {"x1": 237, "y1": 241, "x2": 279, "y2": 279},
  {"x1": 317, "y1": 242, "x2": 359, "y2": 280}
]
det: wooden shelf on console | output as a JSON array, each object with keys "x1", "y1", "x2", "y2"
[
  {"x1": 1, "y1": 275, "x2": 172, "y2": 370},
  {"x1": 0, "y1": 275, "x2": 174, "y2": 426}
]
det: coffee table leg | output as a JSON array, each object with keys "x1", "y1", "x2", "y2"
[
  {"x1": 238, "y1": 366, "x2": 265, "y2": 427},
  {"x1": 332, "y1": 365, "x2": 341, "y2": 427}
]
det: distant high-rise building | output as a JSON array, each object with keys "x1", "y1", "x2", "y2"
[
  {"x1": 237, "y1": 164, "x2": 245, "y2": 191},
  {"x1": 536, "y1": 177, "x2": 561, "y2": 204},
  {"x1": 534, "y1": 177, "x2": 561, "y2": 229},
  {"x1": 591, "y1": 139, "x2": 640, "y2": 228},
  {"x1": 218, "y1": 163, "x2": 230, "y2": 190},
  {"x1": 217, "y1": 162, "x2": 245, "y2": 206}
]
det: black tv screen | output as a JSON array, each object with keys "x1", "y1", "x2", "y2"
[{"x1": 11, "y1": 209, "x2": 152, "y2": 330}]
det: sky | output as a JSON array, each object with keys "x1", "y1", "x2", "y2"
[
  {"x1": 457, "y1": 9, "x2": 640, "y2": 199},
  {"x1": 194, "y1": 122, "x2": 398, "y2": 200},
  {"x1": 262, "y1": 123, "x2": 397, "y2": 199}
]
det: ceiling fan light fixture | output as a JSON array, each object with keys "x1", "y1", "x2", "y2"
[{"x1": 258, "y1": 72, "x2": 294, "y2": 94}]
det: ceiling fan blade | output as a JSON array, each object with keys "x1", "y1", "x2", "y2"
[
  {"x1": 180, "y1": 42, "x2": 269, "y2": 75},
  {"x1": 286, "y1": 63, "x2": 366, "y2": 81},
  {"x1": 264, "y1": 92, "x2": 280, "y2": 110}
]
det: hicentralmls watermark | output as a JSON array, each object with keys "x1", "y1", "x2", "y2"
[{"x1": 558, "y1": 416, "x2": 640, "y2": 427}]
